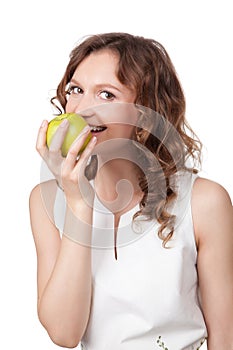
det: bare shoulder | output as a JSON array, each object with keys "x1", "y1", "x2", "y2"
[
  {"x1": 30, "y1": 179, "x2": 58, "y2": 203},
  {"x1": 191, "y1": 178, "x2": 233, "y2": 344},
  {"x1": 192, "y1": 176, "x2": 233, "y2": 244},
  {"x1": 192, "y1": 176, "x2": 232, "y2": 203},
  {"x1": 29, "y1": 179, "x2": 61, "y2": 250},
  {"x1": 29, "y1": 179, "x2": 58, "y2": 220}
]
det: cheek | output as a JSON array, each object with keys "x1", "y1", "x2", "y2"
[
  {"x1": 64, "y1": 100, "x2": 72, "y2": 113},
  {"x1": 65, "y1": 99, "x2": 77, "y2": 113},
  {"x1": 108, "y1": 125, "x2": 136, "y2": 139},
  {"x1": 124, "y1": 126, "x2": 136, "y2": 139}
]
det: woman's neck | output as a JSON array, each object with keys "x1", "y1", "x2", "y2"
[{"x1": 94, "y1": 158, "x2": 143, "y2": 214}]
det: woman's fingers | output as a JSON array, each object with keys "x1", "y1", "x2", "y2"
[
  {"x1": 61, "y1": 132, "x2": 97, "y2": 204},
  {"x1": 36, "y1": 120, "x2": 49, "y2": 158},
  {"x1": 36, "y1": 118, "x2": 69, "y2": 163},
  {"x1": 49, "y1": 119, "x2": 69, "y2": 153},
  {"x1": 78, "y1": 135, "x2": 97, "y2": 165},
  {"x1": 64, "y1": 126, "x2": 91, "y2": 170},
  {"x1": 36, "y1": 119, "x2": 97, "y2": 195},
  {"x1": 36, "y1": 119, "x2": 67, "y2": 187}
]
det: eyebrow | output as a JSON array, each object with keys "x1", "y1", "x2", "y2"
[{"x1": 70, "y1": 78, "x2": 122, "y2": 93}]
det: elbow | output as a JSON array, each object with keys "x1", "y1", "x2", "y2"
[
  {"x1": 38, "y1": 312, "x2": 81, "y2": 348},
  {"x1": 48, "y1": 332, "x2": 80, "y2": 348},
  {"x1": 43, "y1": 323, "x2": 81, "y2": 348}
]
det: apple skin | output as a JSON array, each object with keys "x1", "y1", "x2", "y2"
[{"x1": 46, "y1": 113, "x2": 92, "y2": 157}]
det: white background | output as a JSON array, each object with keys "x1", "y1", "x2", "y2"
[{"x1": 0, "y1": 0, "x2": 232, "y2": 349}]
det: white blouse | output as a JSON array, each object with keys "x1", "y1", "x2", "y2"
[{"x1": 54, "y1": 171, "x2": 207, "y2": 350}]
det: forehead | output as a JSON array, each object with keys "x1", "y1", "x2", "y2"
[
  {"x1": 70, "y1": 49, "x2": 136, "y2": 100},
  {"x1": 73, "y1": 49, "x2": 119, "y2": 79}
]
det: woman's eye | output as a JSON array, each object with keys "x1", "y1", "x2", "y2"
[
  {"x1": 100, "y1": 91, "x2": 115, "y2": 100},
  {"x1": 68, "y1": 86, "x2": 83, "y2": 95}
]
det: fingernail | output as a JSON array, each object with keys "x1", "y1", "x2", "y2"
[
  {"x1": 60, "y1": 119, "x2": 69, "y2": 127},
  {"x1": 82, "y1": 125, "x2": 90, "y2": 133},
  {"x1": 41, "y1": 120, "x2": 47, "y2": 127}
]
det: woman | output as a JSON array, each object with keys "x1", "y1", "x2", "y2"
[{"x1": 29, "y1": 33, "x2": 233, "y2": 349}]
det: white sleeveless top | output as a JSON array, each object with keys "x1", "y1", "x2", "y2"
[{"x1": 54, "y1": 171, "x2": 207, "y2": 350}]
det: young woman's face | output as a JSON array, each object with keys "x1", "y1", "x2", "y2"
[{"x1": 65, "y1": 50, "x2": 137, "y2": 145}]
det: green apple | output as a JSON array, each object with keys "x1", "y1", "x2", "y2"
[{"x1": 46, "y1": 113, "x2": 92, "y2": 157}]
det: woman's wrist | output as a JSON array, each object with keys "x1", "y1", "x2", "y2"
[{"x1": 63, "y1": 201, "x2": 93, "y2": 246}]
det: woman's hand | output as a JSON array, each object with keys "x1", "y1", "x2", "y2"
[
  {"x1": 36, "y1": 119, "x2": 97, "y2": 210},
  {"x1": 36, "y1": 119, "x2": 68, "y2": 189}
]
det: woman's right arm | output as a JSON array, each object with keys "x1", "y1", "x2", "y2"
[
  {"x1": 29, "y1": 120, "x2": 96, "y2": 348},
  {"x1": 29, "y1": 182, "x2": 92, "y2": 348}
]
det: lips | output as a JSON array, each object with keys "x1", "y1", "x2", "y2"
[{"x1": 89, "y1": 125, "x2": 107, "y2": 133}]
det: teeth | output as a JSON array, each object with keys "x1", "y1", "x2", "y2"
[{"x1": 90, "y1": 125, "x2": 106, "y2": 132}]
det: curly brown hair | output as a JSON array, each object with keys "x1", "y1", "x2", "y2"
[{"x1": 51, "y1": 32, "x2": 202, "y2": 248}]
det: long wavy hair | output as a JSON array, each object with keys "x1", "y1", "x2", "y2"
[{"x1": 51, "y1": 32, "x2": 202, "y2": 248}]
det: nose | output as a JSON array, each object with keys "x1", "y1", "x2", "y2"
[{"x1": 74, "y1": 94, "x2": 97, "y2": 119}]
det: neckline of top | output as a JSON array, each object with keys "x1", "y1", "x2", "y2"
[{"x1": 90, "y1": 179, "x2": 141, "y2": 219}]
